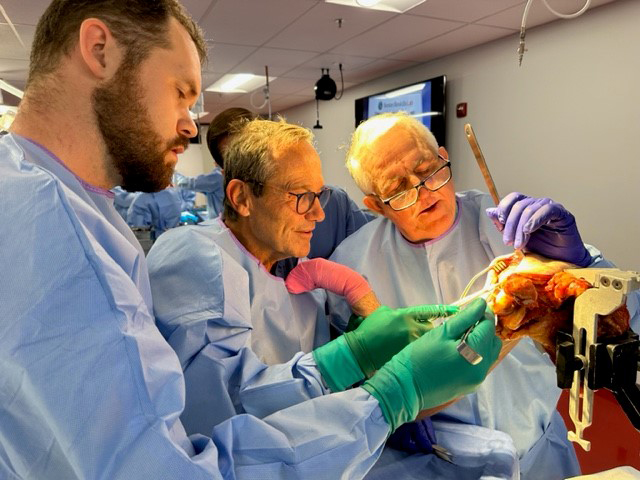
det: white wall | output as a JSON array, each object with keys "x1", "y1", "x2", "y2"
[{"x1": 281, "y1": 0, "x2": 640, "y2": 270}]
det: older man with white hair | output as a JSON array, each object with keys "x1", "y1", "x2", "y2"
[{"x1": 328, "y1": 112, "x2": 624, "y2": 479}]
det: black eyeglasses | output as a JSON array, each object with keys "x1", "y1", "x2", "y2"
[
  {"x1": 378, "y1": 154, "x2": 452, "y2": 211},
  {"x1": 256, "y1": 182, "x2": 332, "y2": 214}
]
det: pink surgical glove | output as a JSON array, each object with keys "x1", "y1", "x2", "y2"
[{"x1": 285, "y1": 258, "x2": 381, "y2": 316}]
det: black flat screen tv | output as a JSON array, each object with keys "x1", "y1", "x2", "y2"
[{"x1": 354, "y1": 74, "x2": 446, "y2": 147}]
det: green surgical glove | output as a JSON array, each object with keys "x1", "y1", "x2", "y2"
[
  {"x1": 314, "y1": 304, "x2": 458, "y2": 392},
  {"x1": 362, "y1": 298, "x2": 502, "y2": 432}
]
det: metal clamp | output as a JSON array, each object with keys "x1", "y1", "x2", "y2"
[
  {"x1": 561, "y1": 268, "x2": 640, "y2": 451},
  {"x1": 457, "y1": 321, "x2": 483, "y2": 365}
]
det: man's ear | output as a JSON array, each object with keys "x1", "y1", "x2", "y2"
[
  {"x1": 363, "y1": 194, "x2": 384, "y2": 216},
  {"x1": 78, "y1": 18, "x2": 121, "y2": 80},
  {"x1": 226, "y1": 179, "x2": 252, "y2": 217},
  {"x1": 438, "y1": 146, "x2": 448, "y2": 160}
]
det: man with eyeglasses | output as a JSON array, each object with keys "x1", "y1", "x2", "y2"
[
  {"x1": 146, "y1": 118, "x2": 510, "y2": 478},
  {"x1": 327, "y1": 112, "x2": 619, "y2": 479}
]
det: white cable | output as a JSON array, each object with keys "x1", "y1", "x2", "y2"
[
  {"x1": 518, "y1": 0, "x2": 592, "y2": 66},
  {"x1": 249, "y1": 88, "x2": 268, "y2": 110},
  {"x1": 542, "y1": 0, "x2": 591, "y2": 19}
]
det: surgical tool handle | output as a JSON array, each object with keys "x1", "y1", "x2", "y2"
[{"x1": 464, "y1": 124, "x2": 500, "y2": 206}]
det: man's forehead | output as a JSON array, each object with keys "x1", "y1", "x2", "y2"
[
  {"x1": 166, "y1": 18, "x2": 202, "y2": 91},
  {"x1": 366, "y1": 132, "x2": 423, "y2": 190},
  {"x1": 272, "y1": 141, "x2": 323, "y2": 187}
]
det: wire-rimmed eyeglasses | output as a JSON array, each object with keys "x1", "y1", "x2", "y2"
[
  {"x1": 256, "y1": 182, "x2": 332, "y2": 215},
  {"x1": 378, "y1": 155, "x2": 452, "y2": 211}
]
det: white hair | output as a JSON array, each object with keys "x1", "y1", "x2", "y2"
[{"x1": 345, "y1": 112, "x2": 439, "y2": 194}]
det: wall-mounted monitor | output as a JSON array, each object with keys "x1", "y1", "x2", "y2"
[{"x1": 354, "y1": 74, "x2": 446, "y2": 147}]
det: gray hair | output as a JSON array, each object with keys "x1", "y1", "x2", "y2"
[
  {"x1": 223, "y1": 118, "x2": 314, "y2": 221},
  {"x1": 346, "y1": 112, "x2": 439, "y2": 194}
]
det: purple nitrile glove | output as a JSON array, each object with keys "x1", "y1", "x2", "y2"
[
  {"x1": 486, "y1": 192, "x2": 592, "y2": 267},
  {"x1": 386, "y1": 418, "x2": 437, "y2": 455}
]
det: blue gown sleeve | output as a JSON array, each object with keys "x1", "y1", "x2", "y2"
[
  {"x1": 176, "y1": 170, "x2": 223, "y2": 194},
  {"x1": 147, "y1": 226, "x2": 340, "y2": 435},
  {"x1": 127, "y1": 192, "x2": 153, "y2": 227},
  {"x1": 0, "y1": 154, "x2": 389, "y2": 479}
]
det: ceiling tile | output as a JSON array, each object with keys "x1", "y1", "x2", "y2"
[
  {"x1": 179, "y1": 0, "x2": 216, "y2": 23},
  {"x1": 331, "y1": 14, "x2": 463, "y2": 57},
  {"x1": 300, "y1": 52, "x2": 377, "y2": 70},
  {"x1": 233, "y1": 47, "x2": 319, "y2": 76},
  {"x1": 392, "y1": 23, "x2": 515, "y2": 62},
  {"x1": 266, "y1": 77, "x2": 316, "y2": 95},
  {"x1": 203, "y1": 43, "x2": 257, "y2": 73},
  {"x1": 477, "y1": 0, "x2": 616, "y2": 29},
  {"x1": 345, "y1": 58, "x2": 418, "y2": 83},
  {"x1": 267, "y1": 2, "x2": 394, "y2": 52},
  {"x1": 0, "y1": 23, "x2": 33, "y2": 60},
  {"x1": 198, "y1": 0, "x2": 316, "y2": 46},
  {"x1": 0, "y1": 0, "x2": 50, "y2": 25},
  {"x1": 409, "y1": 0, "x2": 525, "y2": 23}
]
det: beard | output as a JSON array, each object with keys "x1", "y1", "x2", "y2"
[{"x1": 92, "y1": 62, "x2": 189, "y2": 192}]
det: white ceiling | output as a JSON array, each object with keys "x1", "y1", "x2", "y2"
[{"x1": 0, "y1": 0, "x2": 616, "y2": 121}]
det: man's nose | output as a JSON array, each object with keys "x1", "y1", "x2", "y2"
[
  {"x1": 416, "y1": 182, "x2": 434, "y2": 201},
  {"x1": 178, "y1": 113, "x2": 198, "y2": 139},
  {"x1": 306, "y1": 197, "x2": 325, "y2": 222}
]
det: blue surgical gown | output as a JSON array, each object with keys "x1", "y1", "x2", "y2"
[
  {"x1": 329, "y1": 189, "x2": 622, "y2": 480},
  {"x1": 127, "y1": 187, "x2": 183, "y2": 239},
  {"x1": 147, "y1": 216, "x2": 521, "y2": 479},
  {"x1": 0, "y1": 132, "x2": 394, "y2": 480},
  {"x1": 175, "y1": 168, "x2": 224, "y2": 219},
  {"x1": 111, "y1": 185, "x2": 139, "y2": 220},
  {"x1": 309, "y1": 185, "x2": 375, "y2": 259}
]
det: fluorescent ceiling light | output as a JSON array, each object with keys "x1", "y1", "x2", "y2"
[
  {"x1": 205, "y1": 73, "x2": 276, "y2": 94},
  {"x1": 0, "y1": 79, "x2": 24, "y2": 99},
  {"x1": 325, "y1": 0, "x2": 425, "y2": 13}
]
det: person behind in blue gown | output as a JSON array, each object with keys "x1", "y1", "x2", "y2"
[
  {"x1": 146, "y1": 118, "x2": 519, "y2": 479},
  {"x1": 326, "y1": 112, "x2": 637, "y2": 479},
  {"x1": 126, "y1": 186, "x2": 183, "y2": 240},
  {"x1": 112, "y1": 185, "x2": 140, "y2": 220},
  {"x1": 174, "y1": 108, "x2": 256, "y2": 219},
  {"x1": 0, "y1": 2, "x2": 502, "y2": 478}
]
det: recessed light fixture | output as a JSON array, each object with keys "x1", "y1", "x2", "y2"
[
  {"x1": 205, "y1": 73, "x2": 276, "y2": 94},
  {"x1": 325, "y1": 0, "x2": 425, "y2": 13}
]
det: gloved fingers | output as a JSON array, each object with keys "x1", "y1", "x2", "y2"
[
  {"x1": 463, "y1": 319, "x2": 502, "y2": 369},
  {"x1": 398, "y1": 304, "x2": 459, "y2": 323},
  {"x1": 512, "y1": 197, "x2": 553, "y2": 248},
  {"x1": 522, "y1": 201, "x2": 574, "y2": 234},
  {"x1": 443, "y1": 298, "x2": 487, "y2": 339},
  {"x1": 486, "y1": 192, "x2": 525, "y2": 232},
  {"x1": 500, "y1": 196, "x2": 537, "y2": 247},
  {"x1": 494, "y1": 192, "x2": 528, "y2": 220}
]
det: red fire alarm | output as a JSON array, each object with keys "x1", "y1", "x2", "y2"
[{"x1": 456, "y1": 103, "x2": 467, "y2": 118}]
